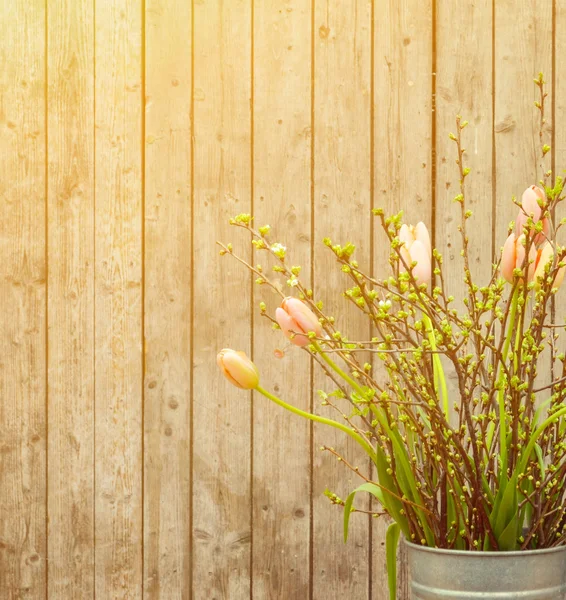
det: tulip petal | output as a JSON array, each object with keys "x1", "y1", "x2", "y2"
[
  {"x1": 284, "y1": 297, "x2": 322, "y2": 338},
  {"x1": 414, "y1": 222, "x2": 432, "y2": 259},
  {"x1": 533, "y1": 217, "x2": 551, "y2": 246},
  {"x1": 276, "y1": 306, "x2": 297, "y2": 336},
  {"x1": 398, "y1": 246, "x2": 411, "y2": 273},
  {"x1": 501, "y1": 233, "x2": 517, "y2": 283},
  {"x1": 534, "y1": 242, "x2": 553, "y2": 282},
  {"x1": 409, "y1": 240, "x2": 431, "y2": 284},
  {"x1": 515, "y1": 212, "x2": 528, "y2": 237},
  {"x1": 276, "y1": 306, "x2": 309, "y2": 346},
  {"x1": 221, "y1": 350, "x2": 260, "y2": 389},
  {"x1": 399, "y1": 224, "x2": 414, "y2": 249},
  {"x1": 521, "y1": 185, "x2": 544, "y2": 223},
  {"x1": 533, "y1": 242, "x2": 564, "y2": 289}
]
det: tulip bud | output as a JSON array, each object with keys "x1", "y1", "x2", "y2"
[
  {"x1": 501, "y1": 233, "x2": 536, "y2": 283},
  {"x1": 533, "y1": 242, "x2": 566, "y2": 290},
  {"x1": 275, "y1": 297, "x2": 322, "y2": 347},
  {"x1": 399, "y1": 222, "x2": 432, "y2": 284},
  {"x1": 217, "y1": 349, "x2": 259, "y2": 389},
  {"x1": 515, "y1": 185, "x2": 548, "y2": 244}
]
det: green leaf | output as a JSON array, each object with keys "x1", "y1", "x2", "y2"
[
  {"x1": 375, "y1": 448, "x2": 411, "y2": 539},
  {"x1": 480, "y1": 471, "x2": 494, "y2": 505},
  {"x1": 386, "y1": 522, "x2": 401, "y2": 600},
  {"x1": 343, "y1": 482, "x2": 385, "y2": 542},
  {"x1": 389, "y1": 428, "x2": 435, "y2": 546},
  {"x1": 370, "y1": 402, "x2": 434, "y2": 545},
  {"x1": 485, "y1": 421, "x2": 496, "y2": 451},
  {"x1": 493, "y1": 472, "x2": 519, "y2": 550},
  {"x1": 532, "y1": 397, "x2": 552, "y2": 429},
  {"x1": 534, "y1": 443, "x2": 545, "y2": 479},
  {"x1": 498, "y1": 512, "x2": 519, "y2": 550}
]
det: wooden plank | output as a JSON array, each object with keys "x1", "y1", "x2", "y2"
[
  {"x1": 558, "y1": 4, "x2": 566, "y2": 178},
  {"x1": 313, "y1": 1, "x2": 372, "y2": 597},
  {"x1": 252, "y1": 1, "x2": 311, "y2": 598},
  {"x1": 495, "y1": 0, "x2": 552, "y2": 234},
  {"x1": 553, "y1": 1, "x2": 566, "y2": 382},
  {"x1": 495, "y1": 1, "x2": 552, "y2": 399},
  {"x1": 143, "y1": 0, "x2": 192, "y2": 597},
  {"x1": 192, "y1": 0, "x2": 252, "y2": 598},
  {"x1": 47, "y1": 0, "x2": 95, "y2": 597},
  {"x1": 436, "y1": 0, "x2": 493, "y2": 281},
  {"x1": 373, "y1": 1, "x2": 433, "y2": 596},
  {"x1": 94, "y1": 0, "x2": 143, "y2": 596},
  {"x1": 435, "y1": 0, "x2": 494, "y2": 499},
  {"x1": 0, "y1": 0, "x2": 47, "y2": 597}
]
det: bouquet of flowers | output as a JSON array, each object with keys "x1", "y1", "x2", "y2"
[{"x1": 217, "y1": 75, "x2": 566, "y2": 598}]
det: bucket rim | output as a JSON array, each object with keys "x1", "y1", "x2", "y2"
[{"x1": 403, "y1": 537, "x2": 566, "y2": 558}]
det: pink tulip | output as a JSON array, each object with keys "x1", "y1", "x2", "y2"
[
  {"x1": 275, "y1": 297, "x2": 322, "y2": 347},
  {"x1": 399, "y1": 222, "x2": 432, "y2": 284},
  {"x1": 515, "y1": 185, "x2": 549, "y2": 243},
  {"x1": 217, "y1": 349, "x2": 260, "y2": 389},
  {"x1": 501, "y1": 233, "x2": 536, "y2": 283},
  {"x1": 533, "y1": 242, "x2": 566, "y2": 289}
]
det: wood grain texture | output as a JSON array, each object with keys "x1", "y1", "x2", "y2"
[
  {"x1": 313, "y1": 1, "x2": 372, "y2": 597},
  {"x1": 192, "y1": 1, "x2": 252, "y2": 598},
  {"x1": 252, "y1": 1, "x2": 312, "y2": 598},
  {"x1": 373, "y1": 1, "x2": 433, "y2": 595},
  {"x1": 47, "y1": 0, "x2": 95, "y2": 597},
  {"x1": 494, "y1": 0, "x2": 552, "y2": 233},
  {"x1": 6, "y1": 2, "x2": 566, "y2": 598},
  {"x1": 557, "y1": 2, "x2": 566, "y2": 178},
  {"x1": 143, "y1": 0, "x2": 192, "y2": 597},
  {"x1": 94, "y1": 0, "x2": 143, "y2": 596},
  {"x1": 436, "y1": 0, "x2": 493, "y2": 282},
  {"x1": 0, "y1": 1, "x2": 46, "y2": 598},
  {"x1": 495, "y1": 0, "x2": 552, "y2": 399},
  {"x1": 552, "y1": 2, "x2": 566, "y2": 394},
  {"x1": 435, "y1": 0, "x2": 494, "y2": 501}
]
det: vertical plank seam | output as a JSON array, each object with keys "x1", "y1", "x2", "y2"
[
  {"x1": 368, "y1": 0, "x2": 375, "y2": 596},
  {"x1": 189, "y1": 0, "x2": 195, "y2": 596},
  {"x1": 431, "y1": 0, "x2": 437, "y2": 251},
  {"x1": 141, "y1": 0, "x2": 146, "y2": 594},
  {"x1": 44, "y1": 0, "x2": 49, "y2": 595},
  {"x1": 491, "y1": 0, "x2": 496, "y2": 260},
  {"x1": 309, "y1": 0, "x2": 315, "y2": 598},
  {"x1": 550, "y1": 0, "x2": 556, "y2": 183},
  {"x1": 551, "y1": 0, "x2": 557, "y2": 340},
  {"x1": 249, "y1": 0, "x2": 255, "y2": 597},
  {"x1": 93, "y1": 0, "x2": 97, "y2": 593}
]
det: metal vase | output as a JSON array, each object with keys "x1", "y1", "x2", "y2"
[{"x1": 405, "y1": 538, "x2": 566, "y2": 599}]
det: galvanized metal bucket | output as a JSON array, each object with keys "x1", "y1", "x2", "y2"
[{"x1": 405, "y1": 538, "x2": 566, "y2": 599}]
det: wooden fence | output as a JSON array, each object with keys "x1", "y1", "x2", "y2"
[{"x1": 0, "y1": 0, "x2": 563, "y2": 597}]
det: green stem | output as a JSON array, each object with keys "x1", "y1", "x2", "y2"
[
  {"x1": 311, "y1": 339, "x2": 435, "y2": 545},
  {"x1": 255, "y1": 385, "x2": 376, "y2": 460},
  {"x1": 513, "y1": 295, "x2": 525, "y2": 373},
  {"x1": 422, "y1": 313, "x2": 449, "y2": 419},
  {"x1": 518, "y1": 406, "x2": 566, "y2": 475},
  {"x1": 497, "y1": 290, "x2": 519, "y2": 481},
  {"x1": 312, "y1": 340, "x2": 368, "y2": 398}
]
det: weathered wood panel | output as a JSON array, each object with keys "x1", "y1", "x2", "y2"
[
  {"x1": 313, "y1": 1, "x2": 372, "y2": 597},
  {"x1": 94, "y1": 0, "x2": 143, "y2": 596},
  {"x1": 47, "y1": 0, "x2": 95, "y2": 597},
  {"x1": 0, "y1": 1, "x2": 46, "y2": 598},
  {"x1": 252, "y1": 1, "x2": 312, "y2": 599},
  {"x1": 3, "y1": 1, "x2": 566, "y2": 598},
  {"x1": 191, "y1": 1, "x2": 252, "y2": 598},
  {"x1": 143, "y1": 0, "x2": 192, "y2": 597},
  {"x1": 373, "y1": 1, "x2": 433, "y2": 596},
  {"x1": 495, "y1": 0, "x2": 552, "y2": 233}
]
